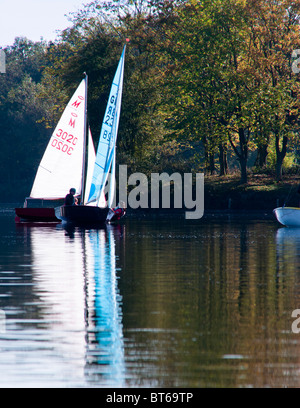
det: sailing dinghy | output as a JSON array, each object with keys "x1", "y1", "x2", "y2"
[
  {"x1": 15, "y1": 78, "x2": 91, "y2": 222},
  {"x1": 55, "y1": 45, "x2": 126, "y2": 226}
]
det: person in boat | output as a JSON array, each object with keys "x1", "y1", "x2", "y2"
[{"x1": 64, "y1": 188, "x2": 78, "y2": 206}]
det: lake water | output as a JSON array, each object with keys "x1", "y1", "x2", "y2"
[{"x1": 1, "y1": 206, "x2": 300, "y2": 388}]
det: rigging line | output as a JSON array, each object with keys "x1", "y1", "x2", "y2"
[{"x1": 39, "y1": 165, "x2": 52, "y2": 174}]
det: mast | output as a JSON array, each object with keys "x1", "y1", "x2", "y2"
[{"x1": 81, "y1": 72, "x2": 88, "y2": 204}]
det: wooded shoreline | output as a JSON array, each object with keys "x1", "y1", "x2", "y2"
[
  {"x1": 7, "y1": 174, "x2": 299, "y2": 218},
  {"x1": 204, "y1": 174, "x2": 300, "y2": 211},
  {"x1": 1, "y1": 1, "x2": 300, "y2": 203},
  {"x1": 104, "y1": 173, "x2": 300, "y2": 220}
]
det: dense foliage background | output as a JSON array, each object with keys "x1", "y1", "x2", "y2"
[{"x1": 1, "y1": 0, "x2": 300, "y2": 202}]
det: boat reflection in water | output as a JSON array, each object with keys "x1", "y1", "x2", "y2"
[
  {"x1": 29, "y1": 223, "x2": 125, "y2": 387},
  {"x1": 276, "y1": 226, "x2": 300, "y2": 250},
  {"x1": 276, "y1": 226, "x2": 300, "y2": 284}
]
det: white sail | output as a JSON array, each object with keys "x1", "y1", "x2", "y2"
[
  {"x1": 30, "y1": 78, "x2": 87, "y2": 199},
  {"x1": 87, "y1": 46, "x2": 126, "y2": 207}
]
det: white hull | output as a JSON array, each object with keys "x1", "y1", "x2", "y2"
[{"x1": 273, "y1": 207, "x2": 300, "y2": 227}]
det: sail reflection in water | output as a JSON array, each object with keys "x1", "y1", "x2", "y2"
[{"x1": 30, "y1": 224, "x2": 125, "y2": 386}]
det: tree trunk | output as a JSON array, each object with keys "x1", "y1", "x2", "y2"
[
  {"x1": 275, "y1": 134, "x2": 288, "y2": 182},
  {"x1": 275, "y1": 160, "x2": 284, "y2": 182},
  {"x1": 209, "y1": 153, "x2": 216, "y2": 175},
  {"x1": 239, "y1": 156, "x2": 248, "y2": 184},
  {"x1": 219, "y1": 143, "x2": 228, "y2": 176},
  {"x1": 203, "y1": 135, "x2": 209, "y2": 174},
  {"x1": 228, "y1": 128, "x2": 249, "y2": 184},
  {"x1": 255, "y1": 144, "x2": 268, "y2": 168}
]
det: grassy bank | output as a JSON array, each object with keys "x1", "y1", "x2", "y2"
[{"x1": 204, "y1": 174, "x2": 300, "y2": 211}]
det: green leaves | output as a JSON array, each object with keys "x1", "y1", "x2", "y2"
[{"x1": 158, "y1": 0, "x2": 300, "y2": 181}]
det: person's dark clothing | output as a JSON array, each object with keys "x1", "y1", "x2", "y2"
[{"x1": 64, "y1": 193, "x2": 75, "y2": 206}]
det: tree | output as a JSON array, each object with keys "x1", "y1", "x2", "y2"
[
  {"x1": 159, "y1": 0, "x2": 257, "y2": 182},
  {"x1": 158, "y1": 0, "x2": 300, "y2": 183},
  {"x1": 0, "y1": 38, "x2": 51, "y2": 200},
  {"x1": 244, "y1": 0, "x2": 300, "y2": 181}
]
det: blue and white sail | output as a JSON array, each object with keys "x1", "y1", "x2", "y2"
[{"x1": 87, "y1": 46, "x2": 126, "y2": 208}]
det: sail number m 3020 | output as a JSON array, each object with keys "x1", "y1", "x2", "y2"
[{"x1": 51, "y1": 129, "x2": 78, "y2": 155}]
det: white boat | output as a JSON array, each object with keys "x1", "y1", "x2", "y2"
[
  {"x1": 15, "y1": 78, "x2": 94, "y2": 222},
  {"x1": 55, "y1": 45, "x2": 126, "y2": 226},
  {"x1": 273, "y1": 207, "x2": 300, "y2": 227}
]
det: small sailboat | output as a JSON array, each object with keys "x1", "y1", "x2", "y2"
[
  {"x1": 55, "y1": 45, "x2": 126, "y2": 226},
  {"x1": 273, "y1": 207, "x2": 300, "y2": 227},
  {"x1": 15, "y1": 78, "x2": 92, "y2": 222}
]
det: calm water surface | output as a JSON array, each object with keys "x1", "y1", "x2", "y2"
[{"x1": 1, "y1": 206, "x2": 300, "y2": 387}]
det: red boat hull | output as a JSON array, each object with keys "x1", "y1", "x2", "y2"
[{"x1": 15, "y1": 207, "x2": 60, "y2": 222}]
